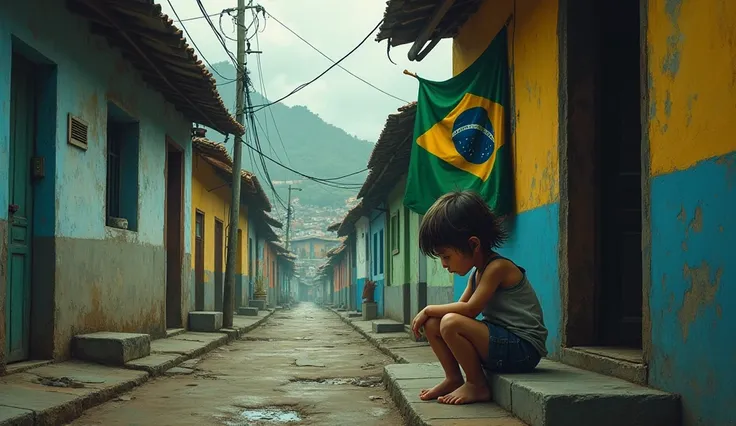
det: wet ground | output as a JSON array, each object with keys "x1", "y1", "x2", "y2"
[{"x1": 69, "y1": 304, "x2": 404, "y2": 426}]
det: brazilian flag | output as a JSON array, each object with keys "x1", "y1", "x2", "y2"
[{"x1": 404, "y1": 26, "x2": 512, "y2": 216}]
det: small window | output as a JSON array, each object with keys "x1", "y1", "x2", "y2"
[
  {"x1": 391, "y1": 212, "x2": 400, "y2": 255},
  {"x1": 373, "y1": 233, "x2": 378, "y2": 275},
  {"x1": 379, "y1": 229, "x2": 384, "y2": 274},
  {"x1": 106, "y1": 102, "x2": 139, "y2": 231},
  {"x1": 195, "y1": 212, "x2": 204, "y2": 238}
]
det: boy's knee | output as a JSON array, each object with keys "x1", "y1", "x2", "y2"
[
  {"x1": 439, "y1": 313, "x2": 463, "y2": 336},
  {"x1": 425, "y1": 317, "x2": 441, "y2": 333}
]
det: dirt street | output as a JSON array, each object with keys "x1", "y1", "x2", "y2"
[{"x1": 69, "y1": 304, "x2": 404, "y2": 426}]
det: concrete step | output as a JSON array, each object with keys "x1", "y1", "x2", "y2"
[
  {"x1": 238, "y1": 306, "x2": 259, "y2": 316},
  {"x1": 385, "y1": 361, "x2": 680, "y2": 426},
  {"x1": 249, "y1": 300, "x2": 267, "y2": 310},
  {"x1": 72, "y1": 332, "x2": 150, "y2": 366},
  {"x1": 346, "y1": 311, "x2": 362, "y2": 318},
  {"x1": 372, "y1": 319, "x2": 405, "y2": 333},
  {"x1": 188, "y1": 311, "x2": 223, "y2": 332}
]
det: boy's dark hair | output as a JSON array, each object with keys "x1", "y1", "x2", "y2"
[{"x1": 418, "y1": 190, "x2": 508, "y2": 258}]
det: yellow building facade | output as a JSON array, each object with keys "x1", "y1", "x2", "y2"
[{"x1": 190, "y1": 138, "x2": 250, "y2": 312}]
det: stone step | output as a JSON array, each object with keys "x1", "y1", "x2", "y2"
[
  {"x1": 249, "y1": 299, "x2": 267, "y2": 310},
  {"x1": 489, "y1": 359, "x2": 680, "y2": 426},
  {"x1": 347, "y1": 311, "x2": 362, "y2": 318},
  {"x1": 372, "y1": 319, "x2": 405, "y2": 333},
  {"x1": 188, "y1": 311, "x2": 223, "y2": 332},
  {"x1": 238, "y1": 306, "x2": 259, "y2": 316},
  {"x1": 72, "y1": 332, "x2": 150, "y2": 366},
  {"x1": 385, "y1": 360, "x2": 680, "y2": 426}
]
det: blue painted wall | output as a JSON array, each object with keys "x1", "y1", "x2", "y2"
[
  {"x1": 0, "y1": 0, "x2": 196, "y2": 358},
  {"x1": 0, "y1": 1, "x2": 193, "y2": 246},
  {"x1": 649, "y1": 153, "x2": 735, "y2": 426},
  {"x1": 369, "y1": 210, "x2": 386, "y2": 316},
  {"x1": 497, "y1": 202, "x2": 561, "y2": 358}
]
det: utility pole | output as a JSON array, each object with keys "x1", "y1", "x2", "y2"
[
  {"x1": 223, "y1": 0, "x2": 247, "y2": 328},
  {"x1": 285, "y1": 185, "x2": 301, "y2": 250}
]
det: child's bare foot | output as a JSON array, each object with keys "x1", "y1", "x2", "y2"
[
  {"x1": 419, "y1": 377, "x2": 464, "y2": 401},
  {"x1": 437, "y1": 382, "x2": 491, "y2": 405}
]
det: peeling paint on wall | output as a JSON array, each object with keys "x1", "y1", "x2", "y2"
[{"x1": 678, "y1": 261, "x2": 722, "y2": 341}]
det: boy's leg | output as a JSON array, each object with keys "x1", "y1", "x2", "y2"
[
  {"x1": 437, "y1": 313, "x2": 491, "y2": 405},
  {"x1": 419, "y1": 317, "x2": 464, "y2": 400}
]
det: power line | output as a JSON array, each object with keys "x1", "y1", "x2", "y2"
[
  {"x1": 165, "y1": 0, "x2": 236, "y2": 83},
  {"x1": 238, "y1": 135, "x2": 365, "y2": 189},
  {"x1": 249, "y1": 18, "x2": 385, "y2": 112},
  {"x1": 263, "y1": 11, "x2": 410, "y2": 104},
  {"x1": 254, "y1": 31, "x2": 292, "y2": 166}
]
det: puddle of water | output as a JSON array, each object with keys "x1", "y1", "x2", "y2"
[{"x1": 224, "y1": 408, "x2": 301, "y2": 425}]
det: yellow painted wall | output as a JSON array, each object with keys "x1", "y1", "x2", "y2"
[
  {"x1": 191, "y1": 156, "x2": 249, "y2": 276},
  {"x1": 648, "y1": 0, "x2": 736, "y2": 175},
  {"x1": 453, "y1": 0, "x2": 560, "y2": 212}
]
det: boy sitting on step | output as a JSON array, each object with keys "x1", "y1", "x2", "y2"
[{"x1": 411, "y1": 190, "x2": 548, "y2": 405}]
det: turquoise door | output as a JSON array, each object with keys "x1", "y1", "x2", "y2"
[{"x1": 6, "y1": 55, "x2": 35, "y2": 363}]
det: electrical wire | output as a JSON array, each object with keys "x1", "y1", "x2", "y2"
[
  {"x1": 165, "y1": 0, "x2": 236, "y2": 83},
  {"x1": 249, "y1": 18, "x2": 385, "y2": 112},
  {"x1": 263, "y1": 11, "x2": 410, "y2": 104}
]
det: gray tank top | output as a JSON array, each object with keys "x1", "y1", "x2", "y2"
[{"x1": 471, "y1": 255, "x2": 548, "y2": 357}]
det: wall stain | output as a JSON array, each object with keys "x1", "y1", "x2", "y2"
[
  {"x1": 664, "y1": 90, "x2": 673, "y2": 118},
  {"x1": 678, "y1": 261, "x2": 722, "y2": 341},
  {"x1": 648, "y1": 68, "x2": 657, "y2": 120},
  {"x1": 677, "y1": 205, "x2": 687, "y2": 223},
  {"x1": 685, "y1": 94, "x2": 698, "y2": 126},
  {"x1": 662, "y1": 0, "x2": 684, "y2": 78},
  {"x1": 688, "y1": 206, "x2": 703, "y2": 233}
]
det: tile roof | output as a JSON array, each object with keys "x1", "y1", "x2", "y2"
[
  {"x1": 358, "y1": 103, "x2": 416, "y2": 203},
  {"x1": 192, "y1": 137, "x2": 271, "y2": 212},
  {"x1": 68, "y1": 0, "x2": 243, "y2": 136},
  {"x1": 376, "y1": 0, "x2": 484, "y2": 48}
]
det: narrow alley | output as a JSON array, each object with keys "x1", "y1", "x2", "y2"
[{"x1": 69, "y1": 305, "x2": 403, "y2": 426}]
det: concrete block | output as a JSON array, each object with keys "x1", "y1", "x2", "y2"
[
  {"x1": 372, "y1": 319, "x2": 404, "y2": 333},
  {"x1": 347, "y1": 312, "x2": 362, "y2": 318},
  {"x1": 188, "y1": 311, "x2": 223, "y2": 332},
  {"x1": 249, "y1": 300, "x2": 267, "y2": 310},
  {"x1": 362, "y1": 302, "x2": 378, "y2": 321},
  {"x1": 490, "y1": 360, "x2": 680, "y2": 426},
  {"x1": 385, "y1": 362, "x2": 679, "y2": 426},
  {"x1": 72, "y1": 332, "x2": 150, "y2": 365},
  {"x1": 0, "y1": 406, "x2": 33, "y2": 426},
  {"x1": 237, "y1": 306, "x2": 259, "y2": 316}
]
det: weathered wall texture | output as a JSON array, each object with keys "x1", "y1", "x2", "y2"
[
  {"x1": 453, "y1": 0, "x2": 562, "y2": 357},
  {"x1": 647, "y1": 0, "x2": 736, "y2": 424},
  {"x1": 54, "y1": 237, "x2": 166, "y2": 358},
  {"x1": 0, "y1": 0, "x2": 195, "y2": 361},
  {"x1": 191, "y1": 158, "x2": 250, "y2": 311}
]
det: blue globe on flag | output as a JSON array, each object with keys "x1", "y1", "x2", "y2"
[{"x1": 451, "y1": 107, "x2": 495, "y2": 165}]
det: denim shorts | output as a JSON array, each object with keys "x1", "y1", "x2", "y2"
[{"x1": 481, "y1": 321, "x2": 541, "y2": 373}]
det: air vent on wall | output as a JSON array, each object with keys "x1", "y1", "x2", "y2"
[{"x1": 67, "y1": 114, "x2": 89, "y2": 150}]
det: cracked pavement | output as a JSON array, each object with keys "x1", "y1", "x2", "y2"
[{"x1": 69, "y1": 304, "x2": 403, "y2": 425}]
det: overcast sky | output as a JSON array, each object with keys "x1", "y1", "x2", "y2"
[{"x1": 161, "y1": 0, "x2": 452, "y2": 142}]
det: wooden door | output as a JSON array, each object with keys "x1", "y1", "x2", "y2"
[
  {"x1": 6, "y1": 55, "x2": 36, "y2": 363},
  {"x1": 195, "y1": 211, "x2": 205, "y2": 311},
  {"x1": 214, "y1": 219, "x2": 224, "y2": 311}
]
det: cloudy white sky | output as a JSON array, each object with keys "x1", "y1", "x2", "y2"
[{"x1": 160, "y1": 0, "x2": 452, "y2": 142}]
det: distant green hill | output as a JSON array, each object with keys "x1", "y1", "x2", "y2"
[{"x1": 206, "y1": 62, "x2": 373, "y2": 208}]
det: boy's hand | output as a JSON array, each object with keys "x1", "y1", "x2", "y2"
[{"x1": 411, "y1": 308, "x2": 429, "y2": 338}]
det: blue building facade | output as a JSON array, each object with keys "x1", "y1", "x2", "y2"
[{"x1": 0, "y1": 0, "x2": 241, "y2": 370}]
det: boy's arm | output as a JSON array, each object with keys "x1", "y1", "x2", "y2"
[
  {"x1": 425, "y1": 262, "x2": 506, "y2": 319},
  {"x1": 458, "y1": 274, "x2": 473, "y2": 303}
]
